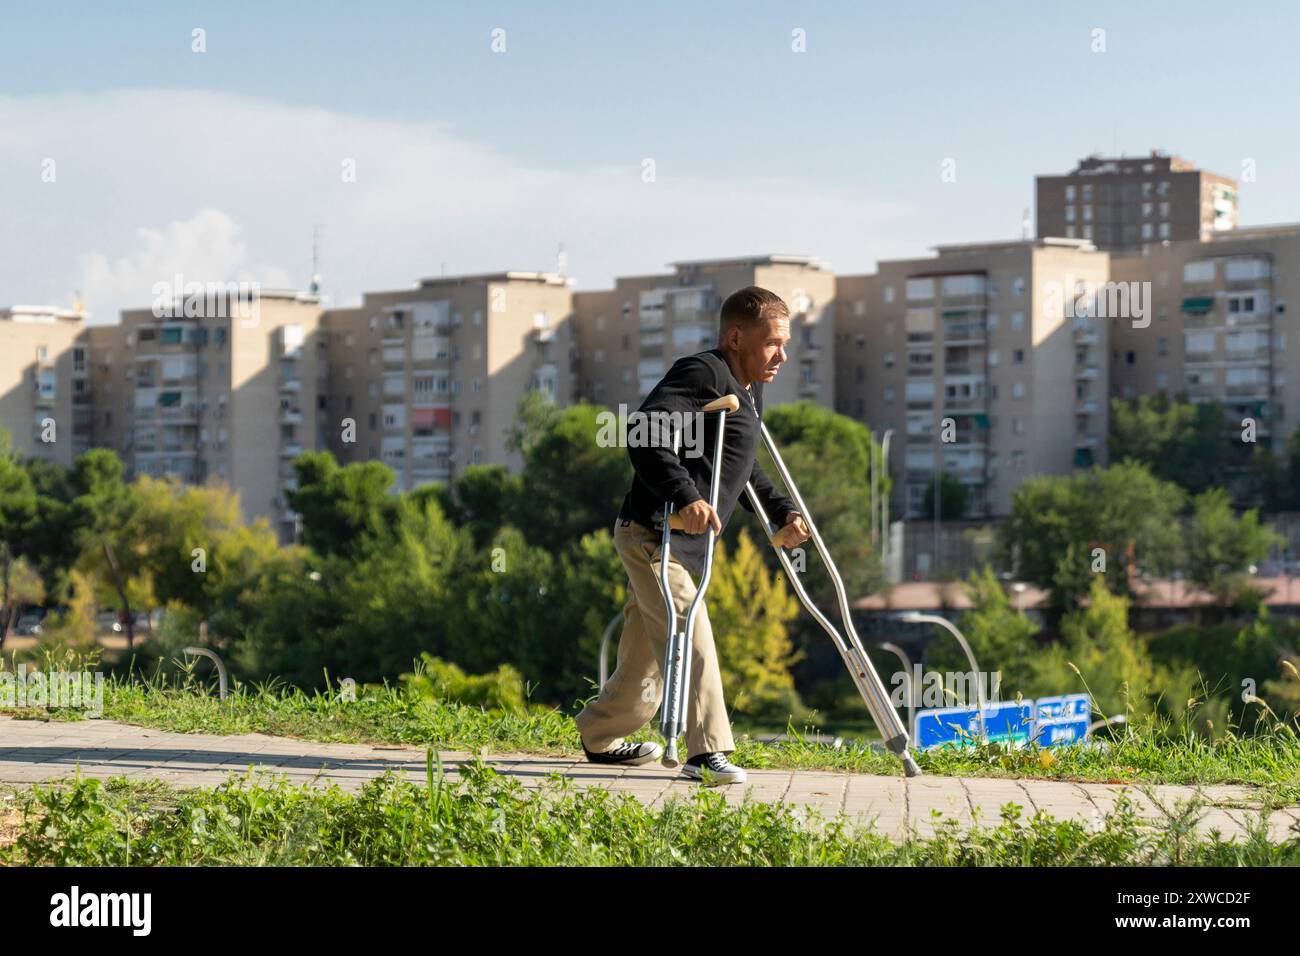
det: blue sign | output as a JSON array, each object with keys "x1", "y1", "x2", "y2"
[
  {"x1": 1034, "y1": 694, "x2": 1091, "y2": 721},
  {"x1": 1030, "y1": 694, "x2": 1092, "y2": 747},
  {"x1": 913, "y1": 694, "x2": 1094, "y2": 750},
  {"x1": 914, "y1": 700, "x2": 1034, "y2": 750}
]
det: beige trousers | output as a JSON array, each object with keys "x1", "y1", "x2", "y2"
[{"x1": 575, "y1": 519, "x2": 735, "y2": 759}]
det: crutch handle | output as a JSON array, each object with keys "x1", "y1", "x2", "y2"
[{"x1": 701, "y1": 394, "x2": 741, "y2": 414}]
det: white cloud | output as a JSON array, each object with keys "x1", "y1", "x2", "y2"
[
  {"x1": 0, "y1": 89, "x2": 916, "y2": 321},
  {"x1": 76, "y1": 209, "x2": 291, "y2": 323}
]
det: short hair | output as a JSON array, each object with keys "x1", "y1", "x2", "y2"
[{"x1": 719, "y1": 286, "x2": 789, "y2": 334}]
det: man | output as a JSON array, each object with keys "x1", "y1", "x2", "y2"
[{"x1": 575, "y1": 286, "x2": 811, "y2": 785}]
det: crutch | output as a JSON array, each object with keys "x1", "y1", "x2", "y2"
[
  {"x1": 744, "y1": 420, "x2": 922, "y2": 777},
  {"x1": 655, "y1": 393, "x2": 741, "y2": 768}
]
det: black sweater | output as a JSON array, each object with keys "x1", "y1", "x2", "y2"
[{"x1": 617, "y1": 348, "x2": 798, "y2": 574}]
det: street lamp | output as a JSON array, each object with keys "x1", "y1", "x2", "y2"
[
  {"x1": 899, "y1": 611, "x2": 988, "y2": 743},
  {"x1": 878, "y1": 641, "x2": 917, "y2": 743}
]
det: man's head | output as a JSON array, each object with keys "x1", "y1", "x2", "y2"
[{"x1": 717, "y1": 286, "x2": 790, "y2": 387}]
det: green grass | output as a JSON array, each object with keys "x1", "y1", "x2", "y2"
[
  {"x1": 5, "y1": 662, "x2": 1300, "y2": 801},
  {"x1": 3, "y1": 762, "x2": 1298, "y2": 866}
]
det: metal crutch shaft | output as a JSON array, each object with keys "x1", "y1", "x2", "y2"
[
  {"x1": 656, "y1": 393, "x2": 740, "y2": 768},
  {"x1": 745, "y1": 423, "x2": 922, "y2": 777}
]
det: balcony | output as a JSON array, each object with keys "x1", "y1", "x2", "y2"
[
  {"x1": 1075, "y1": 365, "x2": 1099, "y2": 380},
  {"x1": 281, "y1": 442, "x2": 304, "y2": 458},
  {"x1": 1074, "y1": 435, "x2": 1100, "y2": 448},
  {"x1": 280, "y1": 408, "x2": 304, "y2": 424},
  {"x1": 1076, "y1": 399, "x2": 1100, "y2": 414},
  {"x1": 798, "y1": 379, "x2": 823, "y2": 396},
  {"x1": 942, "y1": 322, "x2": 986, "y2": 346},
  {"x1": 280, "y1": 378, "x2": 302, "y2": 392},
  {"x1": 1074, "y1": 329, "x2": 1100, "y2": 346},
  {"x1": 159, "y1": 406, "x2": 199, "y2": 423}
]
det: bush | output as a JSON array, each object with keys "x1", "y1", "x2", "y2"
[{"x1": 399, "y1": 653, "x2": 528, "y2": 713}]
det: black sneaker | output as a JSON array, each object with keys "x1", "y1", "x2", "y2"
[
  {"x1": 582, "y1": 739, "x2": 664, "y2": 765},
  {"x1": 680, "y1": 752, "x2": 747, "y2": 785}
]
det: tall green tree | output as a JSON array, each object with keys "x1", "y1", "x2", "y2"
[
  {"x1": 0, "y1": 430, "x2": 37, "y2": 647},
  {"x1": 1109, "y1": 395, "x2": 1248, "y2": 495},
  {"x1": 1000, "y1": 462, "x2": 1186, "y2": 616},
  {"x1": 70, "y1": 450, "x2": 149, "y2": 650},
  {"x1": 1184, "y1": 488, "x2": 1280, "y2": 605},
  {"x1": 511, "y1": 403, "x2": 632, "y2": 553},
  {"x1": 922, "y1": 471, "x2": 969, "y2": 521}
]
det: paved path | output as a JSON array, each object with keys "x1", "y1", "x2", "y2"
[{"x1": 3, "y1": 716, "x2": 1298, "y2": 842}]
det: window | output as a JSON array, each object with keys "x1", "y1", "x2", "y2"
[
  {"x1": 1012, "y1": 450, "x2": 1025, "y2": 469},
  {"x1": 856, "y1": 365, "x2": 865, "y2": 383},
  {"x1": 1065, "y1": 225, "x2": 1076, "y2": 238},
  {"x1": 1011, "y1": 312, "x2": 1025, "y2": 331},
  {"x1": 1082, "y1": 184, "x2": 1093, "y2": 202},
  {"x1": 368, "y1": 381, "x2": 379, "y2": 398},
  {"x1": 72, "y1": 348, "x2": 86, "y2": 372},
  {"x1": 1125, "y1": 351, "x2": 1136, "y2": 365},
  {"x1": 884, "y1": 351, "x2": 895, "y2": 367},
  {"x1": 1012, "y1": 278, "x2": 1025, "y2": 297},
  {"x1": 1156, "y1": 371, "x2": 1169, "y2": 390},
  {"x1": 988, "y1": 349, "x2": 999, "y2": 366},
  {"x1": 1082, "y1": 205, "x2": 1093, "y2": 222},
  {"x1": 1142, "y1": 223, "x2": 1154, "y2": 240},
  {"x1": 368, "y1": 318, "x2": 379, "y2": 332},
  {"x1": 883, "y1": 286, "x2": 895, "y2": 303},
  {"x1": 986, "y1": 313, "x2": 999, "y2": 332},
  {"x1": 1142, "y1": 202, "x2": 1153, "y2": 219},
  {"x1": 905, "y1": 278, "x2": 935, "y2": 300},
  {"x1": 1011, "y1": 382, "x2": 1025, "y2": 399},
  {"x1": 1183, "y1": 260, "x2": 1215, "y2": 283},
  {"x1": 1012, "y1": 348, "x2": 1025, "y2": 365},
  {"x1": 1065, "y1": 206, "x2": 1075, "y2": 223},
  {"x1": 1158, "y1": 223, "x2": 1170, "y2": 239},
  {"x1": 1157, "y1": 337, "x2": 1168, "y2": 356},
  {"x1": 883, "y1": 386, "x2": 896, "y2": 403},
  {"x1": 1159, "y1": 202, "x2": 1170, "y2": 218},
  {"x1": 856, "y1": 335, "x2": 866, "y2": 350},
  {"x1": 1012, "y1": 417, "x2": 1025, "y2": 435},
  {"x1": 1082, "y1": 225, "x2": 1093, "y2": 240},
  {"x1": 1065, "y1": 185, "x2": 1076, "y2": 202}
]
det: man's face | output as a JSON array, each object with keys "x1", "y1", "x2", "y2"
[{"x1": 729, "y1": 313, "x2": 790, "y2": 385}]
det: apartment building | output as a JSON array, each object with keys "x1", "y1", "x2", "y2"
[
  {"x1": 571, "y1": 254, "x2": 836, "y2": 411},
  {"x1": 1037, "y1": 151, "x2": 1238, "y2": 253},
  {"x1": 835, "y1": 238, "x2": 1111, "y2": 521},
  {"x1": 89, "y1": 290, "x2": 326, "y2": 538},
  {"x1": 322, "y1": 271, "x2": 573, "y2": 488},
  {"x1": 1110, "y1": 224, "x2": 1300, "y2": 448},
  {"x1": 0, "y1": 306, "x2": 91, "y2": 467}
]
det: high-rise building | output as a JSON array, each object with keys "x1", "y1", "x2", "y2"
[
  {"x1": 835, "y1": 238, "x2": 1111, "y2": 520},
  {"x1": 572, "y1": 254, "x2": 836, "y2": 411},
  {"x1": 0, "y1": 306, "x2": 88, "y2": 467},
  {"x1": 1037, "y1": 151, "x2": 1237, "y2": 252},
  {"x1": 322, "y1": 271, "x2": 574, "y2": 487},
  {"x1": 90, "y1": 290, "x2": 325, "y2": 538},
  {"x1": 1110, "y1": 224, "x2": 1300, "y2": 453}
]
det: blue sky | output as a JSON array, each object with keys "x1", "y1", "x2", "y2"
[{"x1": 2, "y1": 1, "x2": 1297, "y2": 322}]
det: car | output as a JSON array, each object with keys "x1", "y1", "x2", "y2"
[{"x1": 14, "y1": 614, "x2": 43, "y2": 636}]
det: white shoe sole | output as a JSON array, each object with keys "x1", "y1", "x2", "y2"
[
  {"x1": 680, "y1": 764, "x2": 747, "y2": 786},
  {"x1": 583, "y1": 742, "x2": 663, "y2": 766}
]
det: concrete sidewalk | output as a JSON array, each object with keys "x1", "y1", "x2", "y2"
[{"x1": 2, "y1": 716, "x2": 1298, "y2": 842}]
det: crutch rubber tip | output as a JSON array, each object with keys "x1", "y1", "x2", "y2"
[
  {"x1": 661, "y1": 742, "x2": 680, "y2": 769},
  {"x1": 902, "y1": 753, "x2": 922, "y2": 777}
]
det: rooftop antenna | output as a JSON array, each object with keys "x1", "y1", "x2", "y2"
[
  {"x1": 310, "y1": 223, "x2": 323, "y2": 294},
  {"x1": 557, "y1": 241, "x2": 567, "y2": 277},
  {"x1": 1021, "y1": 207, "x2": 1031, "y2": 240}
]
